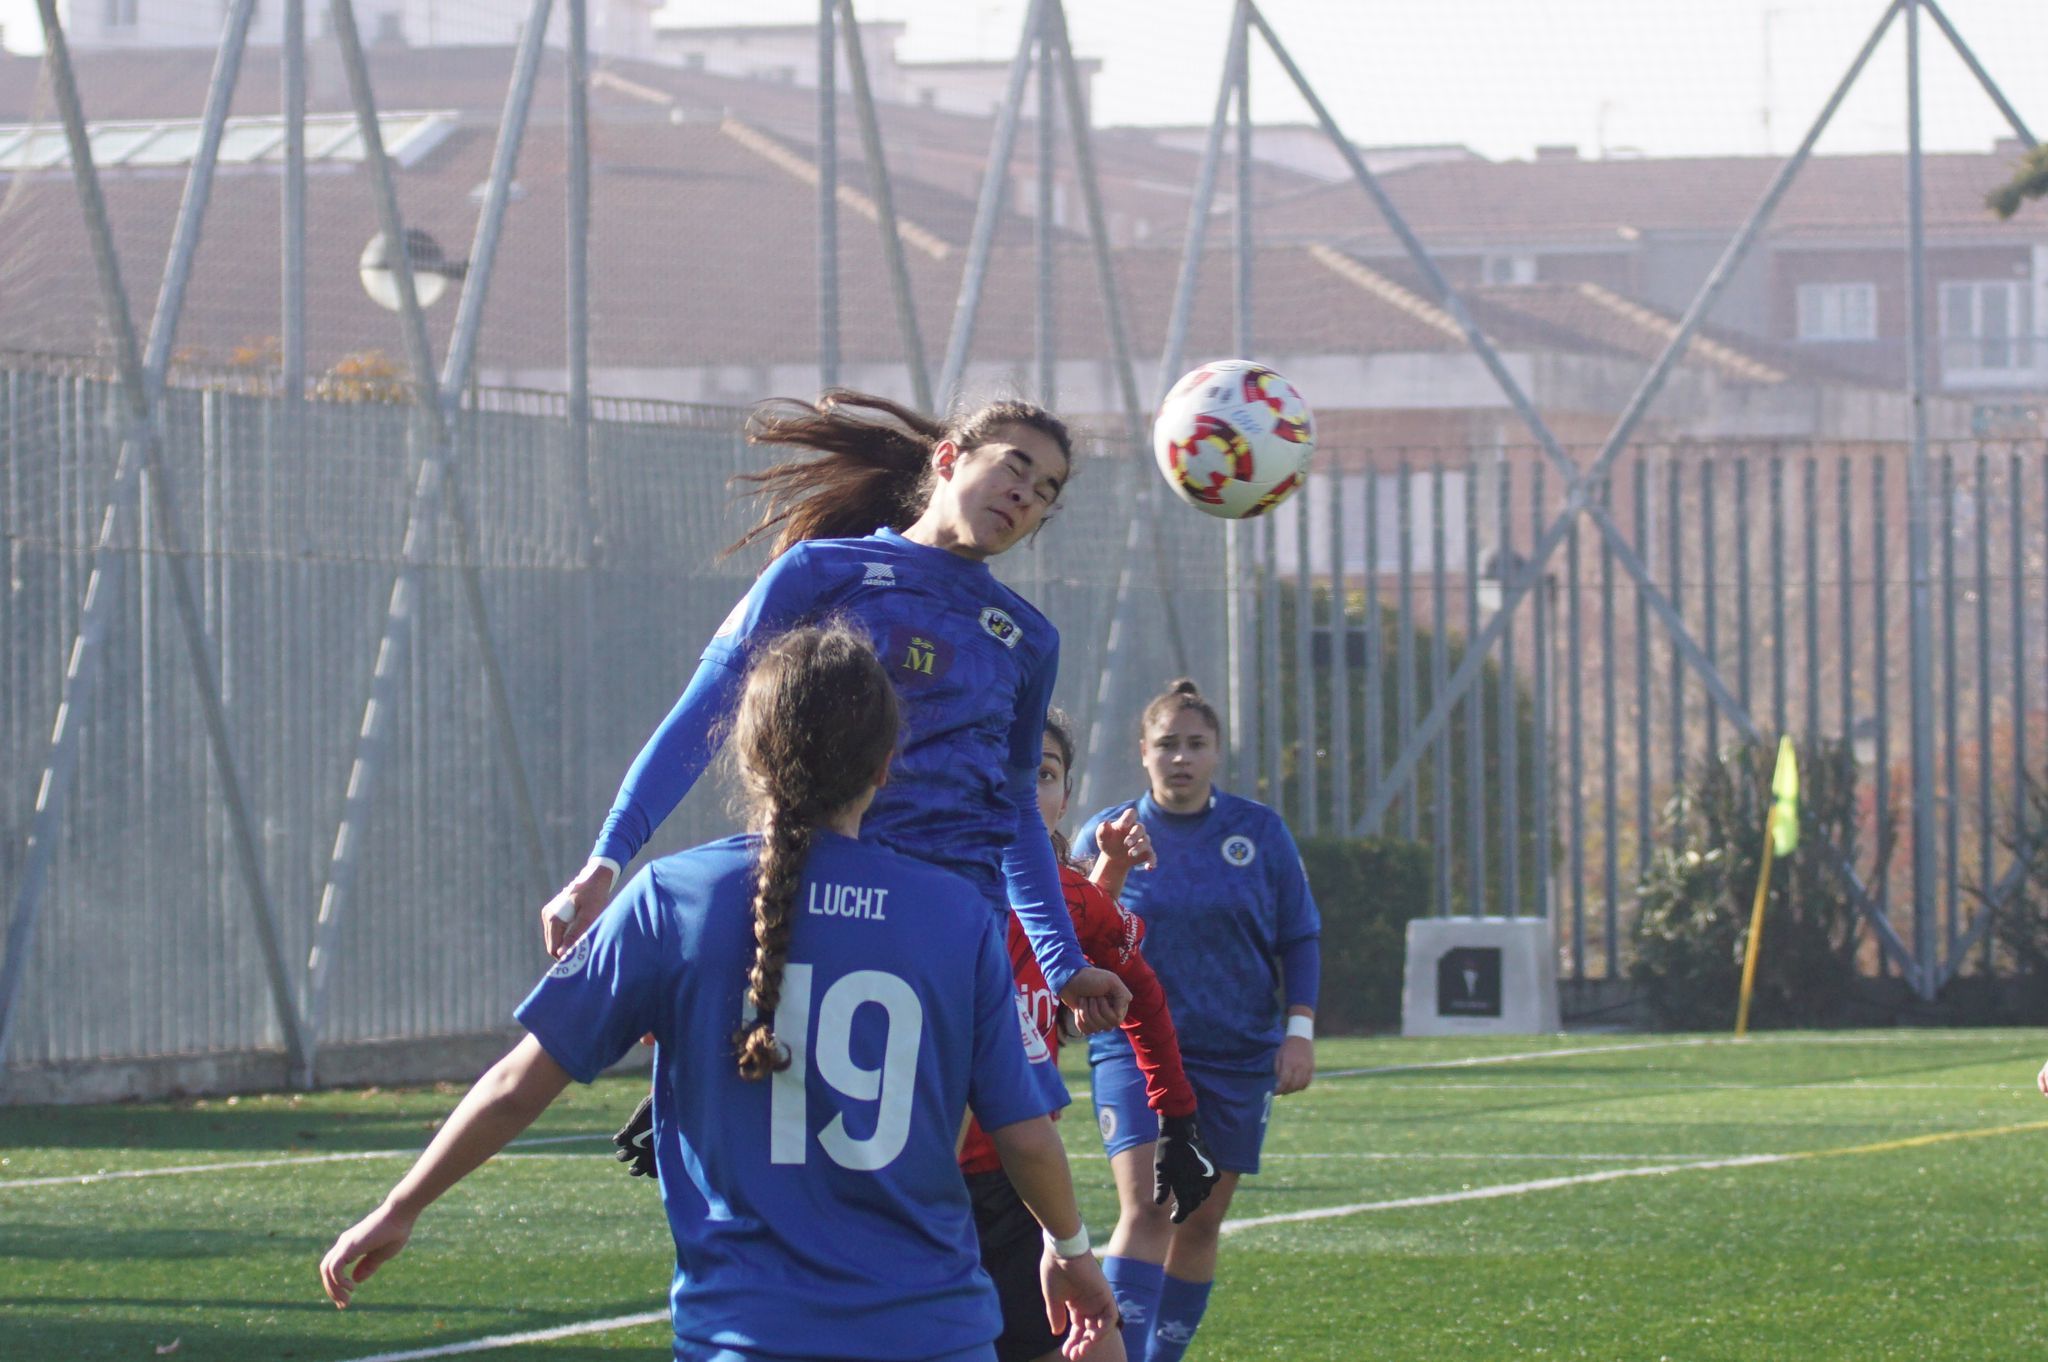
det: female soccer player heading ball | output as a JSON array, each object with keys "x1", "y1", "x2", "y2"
[
  {"x1": 542, "y1": 391, "x2": 1129, "y2": 1030},
  {"x1": 1075, "y1": 679, "x2": 1320, "y2": 1362},
  {"x1": 321, "y1": 627, "x2": 1123, "y2": 1362}
]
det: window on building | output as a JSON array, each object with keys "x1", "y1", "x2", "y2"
[
  {"x1": 1795, "y1": 282, "x2": 1876, "y2": 341},
  {"x1": 1941, "y1": 279, "x2": 2032, "y2": 373},
  {"x1": 1481, "y1": 253, "x2": 1537, "y2": 286}
]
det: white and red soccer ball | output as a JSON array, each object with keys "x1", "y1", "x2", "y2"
[{"x1": 1151, "y1": 360, "x2": 1315, "y2": 520}]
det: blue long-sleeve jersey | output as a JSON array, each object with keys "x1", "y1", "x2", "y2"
[
  {"x1": 1078, "y1": 789, "x2": 1321, "y2": 1072},
  {"x1": 590, "y1": 529, "x2": 1086, "y2": 990}
]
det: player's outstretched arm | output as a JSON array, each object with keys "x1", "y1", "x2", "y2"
[
  {"x1": 987, "y1": 1115, "x2": 1124, "y2": 1361},
  {"x1": 320, "y1": 1036, "x2": 572, "y2": 1308}
]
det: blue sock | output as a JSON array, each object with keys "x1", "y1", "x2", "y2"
[
  {"x1": 1147, "y1": 1273, "x2": 1214, "y2": 1362},
  {"x1": 1101, "y1": 1255, "x2": 1165, "y2": 1362}
]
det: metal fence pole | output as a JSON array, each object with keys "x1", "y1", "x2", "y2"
[
  {"x1": 1903, "y1": 0, "x2": 1942, "y2": 998},
  {"x1": 817, "y1": 0, "x2": 840, "y2": 390},
  {"x1": 305, "y1": 0, "x2": 557, "y2": 1084},
  {"x1": 838, "y1": 0, "x2": 932, "y2": 411},
  {"x1": 936, "y1": 0, "x2": 1047, "y2": 403},
  {"x1": 3, "y1": 0, "x2": 305, "y2": 1072},
  {"x1": 283, "y1": 0, "x2": 306, "y2": 411},
  {"x1": 1034, "y1": 19, "x2": 1056, "y2": 407}
]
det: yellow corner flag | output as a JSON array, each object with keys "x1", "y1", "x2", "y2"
[
  {"x1": 1768, "y1": 736, "x2": 1800, "y2": 857},
  {"x1": 1738, "y1": 738, "x2": 1799, "y2": 1037}
]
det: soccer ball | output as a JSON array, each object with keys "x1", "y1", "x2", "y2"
[{"x1": 1152, "y1": 360, "x2": 1315, "y2": 520}]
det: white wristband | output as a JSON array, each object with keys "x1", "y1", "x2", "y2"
[
  {"x1": 1286, "y1": 1015, "x2": 1315, "y2": 1041},
  {"x1": 1045, "y1": 1224, "x2": 1090, "y2": 1258}
]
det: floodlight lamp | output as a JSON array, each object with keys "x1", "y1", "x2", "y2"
[{"x1": 358, "y1": 228, "x2": 465, "y2": 312}]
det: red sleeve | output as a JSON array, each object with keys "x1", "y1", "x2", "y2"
[{"x1": 1063, "y1": 867, "x2": 1196, "y2": 1120}]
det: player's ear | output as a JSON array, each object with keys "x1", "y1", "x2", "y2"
[
  {"x1": 870, "y1": 755, "x2": 893, "y2": 791},
  {"x1": 932, "y1": 439, "x2": 960, "y2": 479}
]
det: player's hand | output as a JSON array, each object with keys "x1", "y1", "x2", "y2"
[
  {"x1": 1276, "y1": 1034, "x2": 1315, "y2": 1095},
  {"x1": 319, "y1": 1203, "x2": 414, "y2": 1309},
  {"x1": 613, "y1": 1093, "x2": 657, "y2": 1179},
  {"x1": 2037, "y1": 1058, "x2": 2047, "y2": 1096},
  {"x1": 1095, "y1": 808, "x2": 1156, "y2": 874},
  {"x1": 1058, "y1": 968, "x2": 1131, "y2": 1034},
  {"x1": 1040, "y1": 1243, "x2": 1125, "y2": 1362},
  {"x1": 541, "y1": 860, "x2": 614, "y2": 958},
  {"x1": 1154, "y1": 1113, "x2": 1220, "y2": 1225}
]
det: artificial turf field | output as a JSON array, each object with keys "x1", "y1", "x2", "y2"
[{"x1": 3, "y1": 1030, "x2": 2045, "y2": 1361}]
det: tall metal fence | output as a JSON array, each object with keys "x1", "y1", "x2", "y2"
[
  {"x1": 1241, "y1": 437, "x2": 2048, "y2": 994},
  {"x1": 0, "y1": 363, "x2": 1217, "y2": 1087}
]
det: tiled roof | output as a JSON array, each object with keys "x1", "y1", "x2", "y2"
[{"x1": 1256, "y1": 150, "x2": 2048, "y2": 243}]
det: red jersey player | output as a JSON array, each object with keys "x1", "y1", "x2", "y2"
[{"x1": 959, "y1": 708, "x2": 1217, "y2": 1362}]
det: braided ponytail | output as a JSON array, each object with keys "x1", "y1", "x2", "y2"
[{"x1": 726, "y1": 623, "x2": 900, "y2": 1081}]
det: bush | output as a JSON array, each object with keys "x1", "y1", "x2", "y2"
[
  {"x1": 1976, "y1": 775, "x2": 2048, "y2": 1023},
  {"x1": 1300, "y1": 835, "x2": 1433, "y2": 1033},
  {"x1": 1630, "y1": 739, "x2": 1885, "y2": 1031}
]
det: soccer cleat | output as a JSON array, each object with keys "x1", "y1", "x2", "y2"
[
  {"x1": 1153, "y1": 1113, "x2": 1219, "y2": 1224},
  {"x1": 613, "y1": 1092, "x2": 657, "y2": 1179}
]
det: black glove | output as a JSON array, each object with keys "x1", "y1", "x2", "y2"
[
  {"x1": 613, "y1": 1092, "x2": 657, "y2": 1179},
  {"x1": 1153, "y1": 1113, "x2": 1218, "y2": 1224}
]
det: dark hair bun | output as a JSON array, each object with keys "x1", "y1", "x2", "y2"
[{"x1": 1168, "y1": 677, "x2": 1203, "y2": 697}]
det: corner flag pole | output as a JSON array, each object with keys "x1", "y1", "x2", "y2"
[
  {"x1": 1734, "y1": 836, "x2": 1774, "y2": 1038},
  {"x1": 1736, "y1": 736, "x2": 1800, "y2": 1038}
]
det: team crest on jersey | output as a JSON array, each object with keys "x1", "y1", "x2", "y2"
[
  {"x1": 1015, "y1": 992, "x2": 1052, "y2": 1064},
  {"x1": 978, "y1": 606, "x2": 1022, "y2": 648},
  {"x1": 547, "y1": 935, "x2": 593, "y2": 979},
  {"x1": 861, "y1": 562, "x2": 896, "y2": 587},
  {"x1": 1222, "y1": 835, "x2": 1257, "y2": 866},
  {"x1": 712, "y1": 596, "x2": 747, "y2": 639}
]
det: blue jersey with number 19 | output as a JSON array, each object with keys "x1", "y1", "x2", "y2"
[{"x1": 517, "y1": 830, "x2": 1055, "y2": 1361}]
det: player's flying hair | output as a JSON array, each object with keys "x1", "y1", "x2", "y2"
[
  {"x1": 727, "y1": 389, "x2": 1076, "y2": 557},
  {"x1": 727, "y1": 623, "x2": 901, "y2": 1080}
]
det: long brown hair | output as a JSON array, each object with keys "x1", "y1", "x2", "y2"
[
  {"x1": 727, "y1": 624, "x2": 900, "y2": 1080},
  {"x1": 726, "y1": 389, "x2": 1076, "y2": 558}
]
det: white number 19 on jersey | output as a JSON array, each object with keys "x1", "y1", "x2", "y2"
[{"x1": 768, "y1": 964, "x2": 924, "y2": 1171}]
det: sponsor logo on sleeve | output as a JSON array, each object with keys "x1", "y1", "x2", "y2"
[
  {"x1": 978, "y1": 606, "x2": 1022, "y2": 648},
  {"x1": 1222, "y1": 834, "x2": 1257, "y2": 867},
  {"x1": 861, "y1": 562, "x2": 897, "y2": 587},
  {"x1": 1015, "y1": 991, "x2": 1053, "y2": 1064},
  {"x1": 546, "y1": 935, "x2": 594, "y2": 979}
]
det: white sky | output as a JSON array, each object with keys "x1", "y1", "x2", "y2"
[{"x1": 1, "y1": 0, "x2": 2042, "y2": 161}]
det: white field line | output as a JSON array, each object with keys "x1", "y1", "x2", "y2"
[
  {"x1": 1221, "y1": 1153, "x2": 1789, "y2": 1233},
  {"x1": 0, "y1": 1132, "x2": 608, "y2": 1190},
  {"x1": 1260, "y1": 1151, "x2": 1717, "y2": 1162},
  {"x1": 1346, "y1": 1080, "x2": 2020, "y2": 1092},
  {"x1": 1320, "y1": 1033, "x2": 2035, "y2": 1082},
  {"x1": 1224, "y1": 1115, "x2": 2048, "y2": 1236},
  {"x1": 334, "y1": 1311, "x2": 668, "y2": 1362},
  {"x1": 1319, "y1": 1036, "x2": 1716, "y2": 1079}
]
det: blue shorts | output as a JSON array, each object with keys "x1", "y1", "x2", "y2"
[{"x1": 1087, "y1": 1044, "x2": 1276, "y2": 1175}]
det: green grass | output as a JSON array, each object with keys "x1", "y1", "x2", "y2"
[{"x1": 3, "y1": 1031, "x2": 2045, "y2": 1360}]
